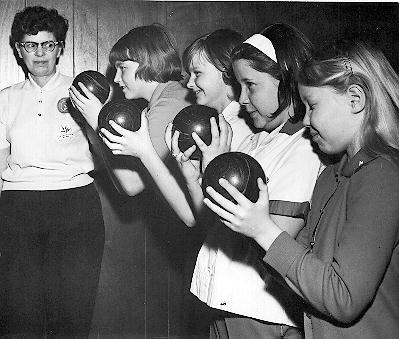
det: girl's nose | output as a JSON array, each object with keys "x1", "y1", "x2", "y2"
[
  {"x1": 186, "y1": 74, "x2": 195, "y2": 89},
  {"x1": 303, "y1": 110, "x2": 310, "y2": 127},
  {"x1": 114, "y1": 69, "x2": 121, "y2": 83},
  {"x1": 238, "y1": 88, "x2": 248, "y2": 105}
]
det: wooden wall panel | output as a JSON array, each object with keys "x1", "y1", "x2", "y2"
[
  {"x1": 198, "y1": 1, "x2": 256, "y2": 38},
  {"x1": 254, "y1": 2, "x2": 340, "y2": 51},
  {"x1": 336, "y1": 3, "x2": 399, "y2": 72},
  {"x1": 236, "y1": 2, "x2": 258, "y2": 37},
  {"x1": 0, "y1": 0, "x2": 25, "y2": 89},
  {"x1": 73, "y1": 0, "x2": 97, "y2": 74},
  {"x1": 165, "y1": 1, "x2": 258, "y2": 60},
  {"x1": 166, "y1": 1, "x2": 201, "y2": 57},
  {"x1": 97, "y1": 1, "x2": 167, "y2": 78},
  {"x1": 97, "y1": 2, "x2": 128, "y2": 77}
]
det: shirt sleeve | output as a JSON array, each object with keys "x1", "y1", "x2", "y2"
[
  {"x1": 146, "y1": 95, "x2": 189, "y2": 161},
  {"x1": 0, "y1": 88, "x2": 10, "y2": 150},
  {"x1": 265, "y1": 159, "x2": 399, "y2": 323},
  {"x1": 267, "y1": 137, "x2": 321, "y2": 219}
]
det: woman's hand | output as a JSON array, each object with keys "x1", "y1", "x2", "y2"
[
  {"x1": 203, "y1": 177, "x2": 283, "y2": 250},
  {"x1": 100, "y1": 110, "x2": 153, "y2": 158},
  {"x1": 69, "y1": 82, "x2": 111, "y2": 130},
  {"x1": 192, "y1": 114, "x2": 233, "y2": 172},
  {"x1": 166, "y1": 123, "x2": 201, "y2": 186}
]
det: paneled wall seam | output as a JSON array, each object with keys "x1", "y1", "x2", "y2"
[
  {"x1": 96, "y1": 3, "x2": 99, "y2": 72},
  {"x1": 72, "y1": 0, "x2": 75, "y2": 76}
]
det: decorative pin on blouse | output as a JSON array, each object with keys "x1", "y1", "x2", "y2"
[{"x1": 57, "y1": 97, "x2": 72, "y2": 114}]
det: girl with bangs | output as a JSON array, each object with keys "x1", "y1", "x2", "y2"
[
  {"x1": 69, "y1": 25, "x2": 193, "y2": 333},
  {"x1": 70, "y1": 23, "x2": 192, "y2": 195},
  {"x1": 182, "y1": 29, "x2": 254, "y2": 151},
  {"x1": 204, "y1": 40, "x2": 399, "y2": 338}
]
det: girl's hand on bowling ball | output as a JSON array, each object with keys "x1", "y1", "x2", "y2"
[
  {"x1": 192, "y1": 114, "x2": 232, "y2": 172},
  {"x1": 100, "y1": 111, "x2": 152, "y2": 158},
  {"x1": 169, "y1": 126, "x2": 201, "y2": 185},
  {"x1": 69, "y1": 82, "x2": 103, "y2": 130},
  {"x1": 203, "y1": 177, "x2": 283, "y2": 250}
]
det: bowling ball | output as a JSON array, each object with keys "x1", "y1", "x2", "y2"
[
  {"x1": 72, "y1": 70, "x2": 110, "y2": 104},
  {"x1": 202, "y1": 152, "x2": 266, "y2": 204},
  {"x1": 172, "y1": 105, "x2": 219, "y2": 160},
  {"x1": 98, "y1": 99, "x2": 141, "y2": 136}
]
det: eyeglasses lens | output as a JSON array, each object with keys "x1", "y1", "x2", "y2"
[{"x1": 21, "y1": 41, "x2": 57, "y2": 53}]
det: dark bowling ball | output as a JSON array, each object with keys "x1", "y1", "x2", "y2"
[
  {"x1": 98, "y1": 99, "x2": 141, "y2": 136},
  {"x1": 72, "y1": 70, "x2": 110, "y2": 104},
  {"x1": 202, "y1": 152, "x2": 266, "y2": 204},
  {"x1": 172, "y1": 105, "x2": 219, "y2": 160}
]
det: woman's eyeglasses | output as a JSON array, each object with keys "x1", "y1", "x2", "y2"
[{"x1": 18, "y1": 41, "x2": 62, "y2": 53}]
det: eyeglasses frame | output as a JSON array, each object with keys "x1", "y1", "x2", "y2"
[{"x1": 17, "y1": 40, "x2": 63, "y2": 53}]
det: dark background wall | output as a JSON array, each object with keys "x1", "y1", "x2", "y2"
[{"x1": 0, "y1": 1, "x2": 398, "y2": 338}]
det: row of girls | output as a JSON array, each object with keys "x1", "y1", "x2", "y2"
[{"x1": 1, "y1": 5, "x2": 398, "y2": 339}]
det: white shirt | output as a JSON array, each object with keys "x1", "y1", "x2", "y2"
[
  {"x1": 0, "y1": 71, "x2": 94, "y2": 190},
  {"x1": 221, "y1": 100, "x2": 254, "y2": 152},
  {"x1": 191, "y1": 120, "x2": 322, "y2": 326}
]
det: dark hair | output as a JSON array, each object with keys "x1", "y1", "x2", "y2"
[
  {"x1": 299, "y1": 40, "x2": 399, "y2": 162},
  {"x1": 232, "y1": 23, "x2": 313, "y2": 122},
  {"x1": 182, "y1": 29, "x2": 243, "y2": 86},
  {"x1": 109, "y1": 24, "x2": 182, "y2": 82},
  {"x1": 10, "y1": 6, "x2": 68, "y2": 46}
]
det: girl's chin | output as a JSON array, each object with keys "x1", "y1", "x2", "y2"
[
  {"x1": 195, "y1": 92, "x2": 209, "y2": 103},
  {"x1": 123, "y1": 92, "x2": 135, "y2": 100},
  {"x1": 195, "y1": 97, "x2": 206, "y2": 106},
  {"x1": 252, "y1": 119, "x2": 265, "y2": 129}
]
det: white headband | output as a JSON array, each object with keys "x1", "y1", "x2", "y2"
[{"x1": 243, "y1": 34, "x2": 277, "y2": 63}]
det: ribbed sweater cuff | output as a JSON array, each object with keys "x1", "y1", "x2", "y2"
[{"x1": 263, "y1": 231, "x2": 306, "y2": 277}]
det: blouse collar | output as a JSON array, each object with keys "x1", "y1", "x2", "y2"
[
  {"x1": 336, "y1": 149, "x2": 376, "y2": 177},
  {"x1": 27, "y1": 70, "x2": 61, "y2": 91}
]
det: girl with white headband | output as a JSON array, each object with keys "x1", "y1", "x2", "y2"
[{"x1": 190, "y1": 23, "x2": 323, "y2": 337}]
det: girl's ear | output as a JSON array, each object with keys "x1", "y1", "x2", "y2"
[{"x1": 347, "y1": 84, "x2": 365, "y2": 114}]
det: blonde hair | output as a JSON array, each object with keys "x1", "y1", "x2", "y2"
[{"x1": 299, "y1": 41, "x2": 399, "y2": 162}]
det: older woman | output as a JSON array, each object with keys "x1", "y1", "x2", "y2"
[{"x1": 0, "y1": 6, "x2": 104, "y2": 336}]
